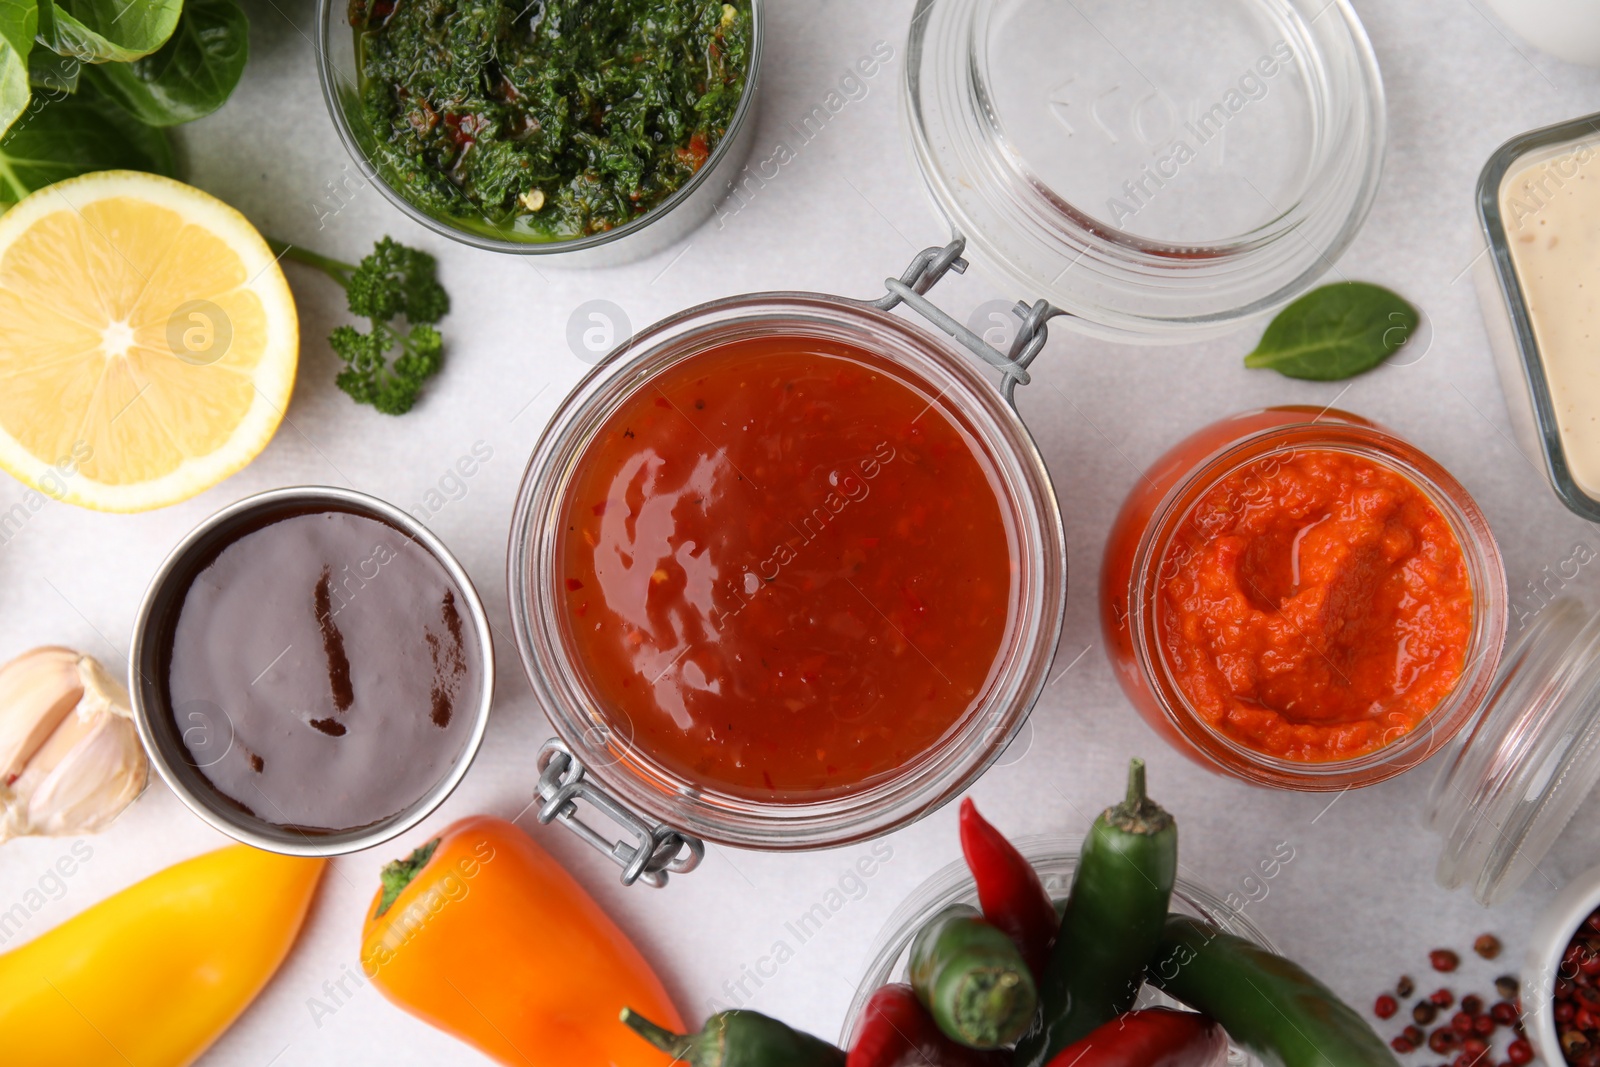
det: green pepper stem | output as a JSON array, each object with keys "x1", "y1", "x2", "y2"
[
  {"x1": 621, "y1": 1008, "x2": 693, "y2": 1059},
  {"x1": 1105, "y1": 756, "x2": 1172, "y2": 835},
  {"x1": 373, "y1": 838, "x2": 440, "y2": 918},
  {"x1": 265, "y1": 237, "x2": 357, "y2": 287}
]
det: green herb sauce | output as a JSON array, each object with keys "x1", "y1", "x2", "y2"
[{"x1": 351, "y1": 0, "x2": 752, "y2": 241}]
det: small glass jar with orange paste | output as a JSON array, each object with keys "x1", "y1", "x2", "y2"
[{"x1": 1102, "y1": 407, "x2": 1508, "y2": 790}]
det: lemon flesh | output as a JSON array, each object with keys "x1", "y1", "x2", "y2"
[{"x1": 0, "y1": 170, "x2": 298, "y2": 512}]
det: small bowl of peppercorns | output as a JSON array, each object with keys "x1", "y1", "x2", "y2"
[{"x1": 1526, "y1": 866, "x2": 1600, "y2": 1067}]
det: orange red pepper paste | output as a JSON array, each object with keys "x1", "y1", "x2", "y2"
[
  {"x1": 1157, "y1": 448, "x2": 1473, "y2": 762},
  {"x1": 556, "y1": 333, "x2": 1015, "y2": 800}
]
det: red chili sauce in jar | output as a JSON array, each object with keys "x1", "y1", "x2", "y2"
[
  {"x1": 1157, "y1": 448, "x2": 1473, "y2": 762},
  {"x1": 1152, "y1": 447, "x2": 1472, "y2": 764},
  {"x1": 556, "y1": 334, "x2": 1016, "y2": 799}
]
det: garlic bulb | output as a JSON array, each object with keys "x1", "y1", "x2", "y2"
[{"x1": 0, "y1": 647, "x2": 148, "y2": 843}]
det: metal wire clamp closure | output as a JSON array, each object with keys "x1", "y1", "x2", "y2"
[
  {"x1": 872, "y1": 236, "x2": 1066, "y2": 406},
  {"x1": 534, "y1": 739, "x2": 705, "y2": 888}
]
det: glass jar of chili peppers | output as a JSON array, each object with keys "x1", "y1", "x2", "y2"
[
  {"x1": 841, "y1": 833, "x2": 1276, "y2": 1062},
  {"x1": 1100, "y1": 407, "x2": 1509, "y2": 792}
]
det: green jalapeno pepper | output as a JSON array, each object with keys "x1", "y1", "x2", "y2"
[
  {"x1": 1016, "y1": 758, "x2": 1177, "y2": 1067},
  {"x1": 1145, "y1": 916, "x2": 1399, "y2": 1067},
  {"x1": 910, "y1": 903, "x2": 1039, "y2": 1049},
  {"x1": 621, "y1": 1007, "x2": 846, "y2": 1067}
]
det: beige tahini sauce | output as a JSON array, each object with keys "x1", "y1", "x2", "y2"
[{"x1": 1501, "y1": 138, "x2": 1600, "y2": 495}]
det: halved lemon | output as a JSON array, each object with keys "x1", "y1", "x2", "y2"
[{"x1": 0, "y1": 170, "x2": 298, "y2": 512}]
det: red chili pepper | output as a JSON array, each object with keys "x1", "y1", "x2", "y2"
[
  {"x1": 1044, "y1": 1008, "x2": 1228, "y2": 1067},
  {"x1": 958, "y1": 798, "x2": 1058, "y2": 981},
  {"x1": 847, "y1": 983, "x2": 1008, "y2": 1067}
]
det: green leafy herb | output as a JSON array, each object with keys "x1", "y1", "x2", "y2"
[
  {"x1": 28, "y1": 46, "x2": 78, "y2": 92},
  {"x1": 1244, "y1": 282, "x2": 1419, "y2": 381},
  {"x1": 83, "y1": 0, "x2": 247, "y2": 126},
  {"x1": 0, "y1": 0, "x2": 248, "y2": 192},
  {"x1": 0, "y1": 89, "x2": 172, "y2": 205},
  {"x1": 38, "y1": 0, "x2": 182, "y2": 64},
  {"x1": 354, "y1": 0, "x2": 752, "y2": 241},
  {"x1": 271, "y1": 236, "x2": 451, "y2": 416},
  {"x1": 0, "y1": 0, "x2": 36, "y2": 135}
]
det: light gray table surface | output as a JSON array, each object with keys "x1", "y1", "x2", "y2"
[{"x1": 3, "y1": 0, "x2": 1599, "y2": 1062}]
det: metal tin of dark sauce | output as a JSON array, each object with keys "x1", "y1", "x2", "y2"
[{"x1": 131, "y1": 488, "x2": 493, "y2": 855}]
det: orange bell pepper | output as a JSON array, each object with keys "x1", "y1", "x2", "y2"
[{"x1": 360, "y1": 814, "x2": 681, "y2": 1067}]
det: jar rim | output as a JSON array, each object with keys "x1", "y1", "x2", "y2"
[
  {"x1": 505, "y1": 292, "x2": 1066, "y2": 849},
  {"x1": 1428, "y1": 597, "x2": 1600, "y2": 905},
  {"x1": 1127, "y1": 411, "x2": 1509, "y2": 790},
  {"x1": 903, "y1": 0, "x2": 1387, "y2": 340}
]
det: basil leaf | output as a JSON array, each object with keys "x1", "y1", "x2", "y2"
[
  {"x1": 0, "y1": 88, "x2": 172, "y2": 206},
  {"x1": 82, "y1": 0, "x2": 246, "y2": 125},
  {"x1": 37, "y1": 0, "x2": 181, "y2": 64},
  {"x1": 1243, "y1": 282, "x2": 1419, "y2": 381},
  {"x1": 0, "y1": 0, "x2": 35, "y2": 137}
]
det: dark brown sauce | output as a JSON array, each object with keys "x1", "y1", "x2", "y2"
[
  {"x1": 161, "y1": 507, "x2": 482, "y2": 833},
  {"x1": 314, "y1": 568, "x2": 355, "y2": 712}
]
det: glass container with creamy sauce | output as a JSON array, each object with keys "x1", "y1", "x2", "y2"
[{"x1": 1477, "y1": 113, "x2": 1600, "y2": 521}]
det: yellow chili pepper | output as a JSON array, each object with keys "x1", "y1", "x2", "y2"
[{"x1": 0, "y1": 844, "x2": 324, "y2": 1067}]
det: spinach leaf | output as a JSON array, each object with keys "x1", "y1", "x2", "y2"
[
  {"x1": 0, "y1": 88, "x2": 172, "y2": 205},
  {"x1": 0, "y1": 0, "x2": 35, "y2": 137},
  {"x1": 37, "y1": 0, "x2": 181, "y2": 64},
  {"x1": 1243, "y1": 282, "x2": 1419, "y2": 381},
  {"x1": 28, "y1": 45, "x2": 77, "y2": 91},
  {"x1": 83, "y1": 0, "x2": 246, "y2": 125}
]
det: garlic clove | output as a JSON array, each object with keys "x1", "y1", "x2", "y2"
[
  {"x1": 0, "y1": 647, "x2": 86, "y2": 782},
  {"x1": 15, "y1": 709, "x2": 147, "y2": 838},
  {"x1": 0, "y1": 648, "x2": 149, "y2": 844}
]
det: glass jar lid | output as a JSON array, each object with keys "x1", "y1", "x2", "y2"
[
  {"x1": 1428, "y1": 598, "x2": 1600, "y2": 906},
  {"x1": 903, "y1": 0, "x2": 1387, "y2": 340}
]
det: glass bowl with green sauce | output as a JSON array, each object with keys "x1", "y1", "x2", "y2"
[{"x1": 315, "y1": 0, "x2": 763, "y2": 262}]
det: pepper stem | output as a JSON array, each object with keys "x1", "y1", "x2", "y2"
[
  {"x1": 621, "y1": 1008, "x2": 695, "y2": 1061},
  {"x1": 374, "y1": 838, "x2": 440, "y2": 918},
  {"x1": 1105, "y1": 757, "x2": 1173, "y2": 835}
]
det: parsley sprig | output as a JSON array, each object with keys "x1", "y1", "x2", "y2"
[{"x1": 271, "y1": 237, "x2": 450, "y2": 415}]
